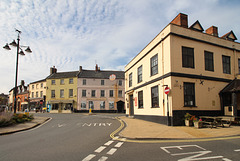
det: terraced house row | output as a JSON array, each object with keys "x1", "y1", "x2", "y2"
[{"x1": 9, "y1": 65, "x2": 125, "y2": 113}]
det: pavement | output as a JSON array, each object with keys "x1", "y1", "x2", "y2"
[
  {"x1": 1, "y1": 115, "x2": 240, "y2": 140},
  {"x1": 0, "y1": 116, "x2": 50, "y2": 135},
  {"x1": 119, "y1": 116, "x2": 240, "y2": 139}
]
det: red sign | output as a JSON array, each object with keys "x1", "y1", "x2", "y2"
[
  {"x1": 109, "y1": 74, "x2": 116, "y2": 81},
  {"x1": 165, "y1": 87, "x2": 170, "y2": 95},
  {"x1": 134, "y1": 97, "x2": 137, "y2": 106}
]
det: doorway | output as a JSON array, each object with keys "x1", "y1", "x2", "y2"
[
  {"x1": 129, "y1": 95, "x2": 134, "y2": 116},
  {"x1": 117, "y1": 101, "x2": 125, "y2": 113}
]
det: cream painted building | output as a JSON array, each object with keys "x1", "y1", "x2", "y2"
[
  {"x1": 125, "y1": 13, "x2": 240, "y2": 125},
  {"x1": 46, "y1": 66, "x2": 78, "y2": 113},
  {"x1": 28, "y1": 79, "x2": 46, "y2": 110}
]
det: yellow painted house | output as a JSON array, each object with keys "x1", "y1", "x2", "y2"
[{"x1": 46, "y1": 66, "x2": 78, "y2": 113}]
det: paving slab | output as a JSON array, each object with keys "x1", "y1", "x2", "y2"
[{"x1": 119, "y1": 116, "x2": 240, "y2": 139}]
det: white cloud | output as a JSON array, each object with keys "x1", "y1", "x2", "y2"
[{"x1": 0, "y1": 0, "x2": 240, "y2": 93}]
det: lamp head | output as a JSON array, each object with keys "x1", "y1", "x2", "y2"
[
  {"x1": 19, "y1": 50, "x2": 25, "y2": 56},
  {"x1": 3, "y1": 43, "x2": 11, "y2": 50},
  {"x1": 25, "y1": 46, "x2": 32, "y2": 53},
  {"x1": 10, "y1": 40, "x2": 17, "y2": 47}
]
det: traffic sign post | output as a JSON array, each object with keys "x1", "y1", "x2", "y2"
[{"x1": 164, "y1": 86, "x2": 171, "y2": 126}]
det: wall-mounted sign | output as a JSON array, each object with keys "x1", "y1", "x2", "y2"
[{"x1": 109, "y1": 74, "x2": 116, "y2": 81}]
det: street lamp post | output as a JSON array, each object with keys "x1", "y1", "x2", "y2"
[{"x1": 3, "y1": 29, "x2": 32, "y2": 113}]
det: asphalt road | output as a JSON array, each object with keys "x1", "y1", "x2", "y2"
[{"x1": 0, "y1": 113, "x2": 240, "y2": 161}]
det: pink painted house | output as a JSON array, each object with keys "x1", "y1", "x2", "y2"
[{"x1": 77, "y1": 65, "x2": 125, "y2": 113}]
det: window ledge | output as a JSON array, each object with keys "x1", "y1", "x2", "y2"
[
  {"x1": 151, "y1": 106, "x2": 160, "y2": 108},
  {"x1": 183, "y1": 105, "x2": 197, "y2": 108}
]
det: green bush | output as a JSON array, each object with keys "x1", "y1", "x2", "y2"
[{"x1": 13, "y1": 113, "x2": 34, "y2": 123}]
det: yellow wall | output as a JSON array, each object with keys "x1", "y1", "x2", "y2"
[{"x1": 46, "y1": 77, "x2": 78, "y2": 109}]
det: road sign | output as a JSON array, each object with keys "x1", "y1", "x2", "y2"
[
  {"x1": 109, "y1": 74, "x2": 116, "y2": 81},
  {"x1": 165, "y1": 87, "x2": 170, "y2": 95}
]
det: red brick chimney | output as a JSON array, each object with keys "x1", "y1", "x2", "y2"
[
  {"x1": 50, "y1": 66, "x2": 57, "y2": 74},
  {"x1": 206, "y1": 26, "x2": 218, "y2": 37},
  {"x1": 170, "y1": 13, "x2": 188, "y2": 28}
]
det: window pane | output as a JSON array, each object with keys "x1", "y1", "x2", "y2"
[
  {"x1": 60, "y1": 79, "x2": 64, "y2": 85},
  {"x1": 222, "y1": 55, "x2": 231, "y2": 74},
  {"x1": 129, "y1": 73, "x2": 132, "y2": 87},
  {"x1": 89, "y1": 101, "x2": 94, "y2": 109},
  {"x1": 151, "y1": 54, "x2": 158, "y2": 76},
  {"x1": 82, "y1": 90, "x2": 86, "y2": 97},
  {"x1": 109, "y1": 90, "x2": 114, "y2": 97},
  {"x1": 151, "y1": 86, "x2": 159, "y2": 107},
  {"x1": 60, "y1": 89, "x2": 64, "y2": 98},
  {"x1": 138, "y1": 65, "x2": 142, "y2": 83},
  {"x1": 118, "y1": 90, "x2": 122, "y2": 97},
  {"x1": 184, "y1": 82, "x2": 195, "y2": 106},
  {"x1": 69, "y1": 78, "x2": 73, "y2": 84},
  {"x1": 109, "y1": 101, "x2": 114, "y2": 109},
  {"x1": 81, "y1": 101, "x2": 86, "y2": 109},
  {"x1": 91, "y1": 90, "x2": 95, "y2": 97},
  {"x1": 119, "y1": 80, "x2": 122, "y2": 86},
  {"x1": 101, "y1": 90, "x2": 105, "y2": 97},
  {"x1": 182, "y1": 47, "x2": 194, "y2": 68},
  {"x1": 205, "y1": 51, "x2": 214, "y2": 71},
  {"x1": 51, "y1": 90, "x2": 55, "y2": 98},
  {"x1": 101, "y1": 80, "x2": 104, "y2": 85},
  {"x1": 138, "y1": 91, "x2": 143, "y2": 108},
  {"x1": 100, "y1": 101, "x2": 105, "y2": 109},
  {"x1": 83, "y1": 79, "x2": 86, "y2": 85},
  {"x1": 69, "y1": 89, "x2": 73, "y2": 97}
]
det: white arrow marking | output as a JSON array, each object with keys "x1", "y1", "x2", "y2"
[{"x1": 58, "y1": 124, "x2": 65, "y2": 128}]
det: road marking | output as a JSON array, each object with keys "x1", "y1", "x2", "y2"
[
  {"x1": 79, "y1": 123, "x2": 112, "y2": 127},
  {"x1": 234, "y1": 149, "x2": 240, "y2": 152},
  {"x1": 222, "y1": 158, "x2": 232, "y2": 161},
  {"x1": 95, "y1": 146, "x2": 106, "y2": 153},
  {"x1": 114, "y1": 142, "x2": 124, "y2": 148},
  {"x1": 161, "y1": 144, "x2": 231, "y2": 161},
  {"x1": 107, "y1": 148, "x2": 117, "y2": 155},
  {"x1": 98, "y1": 156, "x2": 108, "y2": 161},
  {"x1": 58, "y1": 124, "x2": 66, "y2": 128},
  {"x1": 82, "y1": 154, "x2": 96, "y2": 161},
  {"x1": 104, "y1": 141, "x2": 114, "y2": 146}
]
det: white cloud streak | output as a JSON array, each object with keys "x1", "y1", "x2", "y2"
[{"x1": 0, "y1": 0, "x2": 240, "y2": 93}]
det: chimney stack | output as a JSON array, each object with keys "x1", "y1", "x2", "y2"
[
  {"x1": 206, "y1": 26, "x2": 218, "y2": 37},
  {"x1": 21, "y1": 80, "x2": 25, "y2": 86},
  {"x1": 95, "y1": 64, "x2": 98, "y2": 72},
  {"x1": 79, "y1": 66, "x2": 82, "y2": 72},
  {"x1": 170, "y1": 13, "x2": 188, "y2": 28},
  {"x1": 50, "y1": 66, "x2": 57, "y2": 75}
]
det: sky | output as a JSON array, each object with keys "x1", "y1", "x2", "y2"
[{"x1": 0, "y1": 0, "x2": 240, "y2": 94}]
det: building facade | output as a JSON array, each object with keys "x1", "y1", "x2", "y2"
[
  {"x1": 28, "y1": 79, "x2": 46, "y2": 111},
  {"x1": 8, "y1": 80, "x2": 28, "y2": 112},
  {"x1": 125, "y1": 13, "x2": 240, "y2": 125},
  {"x1": 46, "y1": 66, "x2": 78, "y2": 113},
  {"x1": 77, "y1": 65, "x2": 125, "y2": 113}
]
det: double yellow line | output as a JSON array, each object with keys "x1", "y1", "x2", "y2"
[{"x1": 110, "y1": 117, "x2": 125, "y2": 139}]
